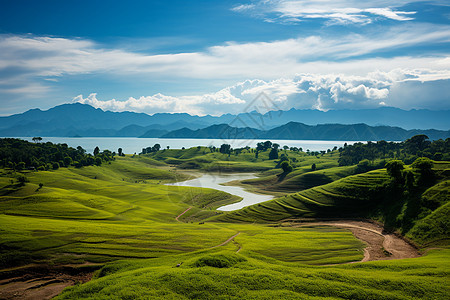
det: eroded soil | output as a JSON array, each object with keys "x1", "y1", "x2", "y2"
[
  {"x1": 287, "y1": 219, "x2": 420, "y2": 262},
  {"x1": 0, "y1": 263, "x2": 101, "y2": 300}
]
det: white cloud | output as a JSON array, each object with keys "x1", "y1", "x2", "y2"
[
  {"x1": 231, "y1": 0, "x2": 445, "y2": 25},
  {"x1": 74, "y1": 69, "x2": 450, "y2": 115},
  {"x1": 1, "y1": 25, "x2": 448, "y2": 83},
  {"x1": 1, "y1": 28, "x2": 449, "y2": 113},
  {"x1": 231, "y1": 4, "x2": 256, "y2": 12}
]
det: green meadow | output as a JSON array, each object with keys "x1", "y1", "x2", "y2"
[{"x1": 1, "y1": 145, "x2": 449, "y2": 299}]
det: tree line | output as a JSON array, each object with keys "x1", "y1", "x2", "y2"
[
  {"x1": 0, "y1": 138, "x2": 114, "y2": 171},
  {"x1": 338, "y1": 135, "x2": 450, "y2": 166}
]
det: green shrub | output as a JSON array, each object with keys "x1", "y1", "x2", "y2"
[{"x1": 194, "y1": 254, "x2": 246, "y2": 268}]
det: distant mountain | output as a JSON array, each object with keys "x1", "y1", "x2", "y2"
[
  {"x1": 160, "y1": 122, "x2": 450, "y2": 141},
  {"x1": 161, "y1": 124, "x2": 264, "y2": 139},
  {"x1": 139, "y1": 129, "x2": 169, "y2": 138},
  {"x1": 0, "y1": 103, "x2": 449, "y2": 137},
  {"x1": 0, "y1": 103, "x2": 209, "y2": 137},
  {"x1": 245, "y1": 107, "x2": 450, "y2": 130}
]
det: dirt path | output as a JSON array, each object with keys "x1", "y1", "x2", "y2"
[
  {"x1": 287, "y1": 220, "x2": 420, "y2": 262},
  {"x1": 0, "y1": 263, "x2": 101, "y2": 300},
  {"x1": 210, "y1": 232, "x2": 241, "y2": 249},
  {"x1": 175, "y1": 207, "x2": 192, "y2": 222}
]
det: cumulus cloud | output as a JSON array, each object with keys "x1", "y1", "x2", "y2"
[
  {"x1": 74, "y1": 69, "x2": 450, "y2": 115},
  {"x1": 1, "y1": 28, "x2": 449, "y2": 114}
]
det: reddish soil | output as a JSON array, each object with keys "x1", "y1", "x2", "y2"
[
  {"x1": 0, "y1": 263, "x2": 101, "y2": 300},
  {"x1": 288, "y1": 219, "x2": 420, "y2": 262}
]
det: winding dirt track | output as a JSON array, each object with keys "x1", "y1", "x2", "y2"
[
  {"x1": 175, "y1": 207, "x2": 192, "y2": 222},
  {"x1": 287, "y1": 220, "x2": 420, "y2": 262},
  {"x1": 210, "y1": 232, "x2": 241, "y2": 249}
]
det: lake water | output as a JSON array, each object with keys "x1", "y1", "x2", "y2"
[
  {"x1": 17, "y1": 137, "x2": 361, "y2": 154},
  {"x1": 166, "y1": 173, "x2": 274, "y2": 211}
]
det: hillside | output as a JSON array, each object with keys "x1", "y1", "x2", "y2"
[
  {"x1": 0, "y1": 139, "x2": 449, "y2": 299},
  {"x1": 216, "y1": 162, "x2": 450, "y2": 247}
]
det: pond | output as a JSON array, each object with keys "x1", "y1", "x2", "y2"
[{"x1": 166, "y1": 173, "x2": 274, "y2": 211}]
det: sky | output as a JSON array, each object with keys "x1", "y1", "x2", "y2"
[{"x1": 0, "y1": 0, "x2": 449, "y2": 116}]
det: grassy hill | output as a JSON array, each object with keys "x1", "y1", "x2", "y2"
[
  {"x1": 0, "y1": 143, "x2": 449, "y2": 299},
  {"x1": 58, "y1": 247, "x2": 449, "y2": 299},
  {"x1": 215, "y1": 162, "x2": 450, "y2": 248}
]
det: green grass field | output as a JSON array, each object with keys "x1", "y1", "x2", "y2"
[
  {"x1": 0, "y1": 149, "x2": 449, "y2": 299},
  {"x1": 57, "y1": 248, "x2": 449, "y2": 300}
]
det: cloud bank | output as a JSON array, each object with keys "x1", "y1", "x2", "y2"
[
  {"x1": 75, "y1": 69, "x2": 450, "y2": 115},
  {"x1": 0, "y1": 26, "x2": 449, "y2": 97}
]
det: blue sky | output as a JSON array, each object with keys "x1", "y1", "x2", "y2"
[{"x1": 0, "y1": 0, "x2": 449, "y2": 116}]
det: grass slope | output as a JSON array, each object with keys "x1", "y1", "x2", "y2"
[
  {"x1": 1, "y1": 150, "x2": 449, "y2": 299},
  {"x1": 217, "y1": 169, "x2": 390, "y2": 223},
  {"x1": 0, "y1": 156, "x2": 364, "y2": 269},
  {"x1": 58, "y1": 248, "x2": 450, "y2": 300}
]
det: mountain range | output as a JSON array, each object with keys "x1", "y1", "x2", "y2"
[
  {"x1": 160, "y1": 123, "x2": 449, "y2": 141},
  {"x1": 0, "y1": 103, "x2": 449, "y2": 140}
]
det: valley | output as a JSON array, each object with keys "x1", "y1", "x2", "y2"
[{"x1": 0, "y1": 138, "x2": 448, "y2": 299}]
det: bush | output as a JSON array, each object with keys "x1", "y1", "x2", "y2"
[
  {"x1": 52, "y1": 162, "x2": 60, "y2": 170},
  {"x1": 194, "y1": 254, "x2": 246, "y2": 268},
  {"x1": 16, "y1": 175, "x2": 28, "y2": 186},
  {"x1": 280, "y1": 161, "x2": 293, "y2": 173}
]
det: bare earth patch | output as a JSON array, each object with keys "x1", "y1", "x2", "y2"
[
  {"x1": 286, "y1": 219, "x2": 420, "y2": 262},
  {"x1": 0, "y1": 263, "x2": 101, "y2": 300}
]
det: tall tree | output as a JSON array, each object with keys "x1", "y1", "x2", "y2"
[{"x1": 269, "y1": 148, "x2": 278, "y2": 160}]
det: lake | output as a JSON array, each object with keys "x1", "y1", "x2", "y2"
[
  {"x1": 166, "y1": 173, "x2": 274, "y2": 211},
  {"x1": 17, "y1": 137, "x2": 362, "y2": 154}
]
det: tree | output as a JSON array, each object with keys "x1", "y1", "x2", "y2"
[
  {"x1": 94, "y1": 157, "x2": 102, "y2": 166},
  {"x1": 311, "y1": 163, "x2": 316, "y2": 171},
  {"x1": 94, "y1": 146, "x2": 100, "y2": 156},
  {"x1": 269, "y1": 148, "x2": 278, "y2": 160},
  {"x1": 118, "y1": 148, "x2": 123, "y2": 156},
  {"x1": 17, "y1": 162, "x2": 26, "y2": 171},
  {"x1": 32, "y1": 137, "x2": 42, "y2": 143},
  {"x1": 405, "y1": 134, "x2": 430, "y2": 155},
  {"x1": 280, "y1": 161, "x2": 293, "y2": 173},
  {"x1": 167, "y1": 146, "x2": 170, "y2": 150},
  {"x1": 77, "y1": 146, "x2": 86, "y2": 155},
  {"x1": 385, "y1": 160, "x2": 404, "y2": 183},
  {"x1": 153, "y1": 144, "x2": 161, "y2": 152},
  {"x1": 283, "y1": 145, "x2": 289, "y2": 151},
  {"x1": 263, "y1": 141, "x2": 272, "y2": 150},
  {"x1": 64, "y1": 156, "x2": 73, "y2": 166},
  {"x1": 17, "y1": 175, "x2": 27, "y2": 186},
  {"x1": 219, "y1": 144, "x2": 231, "y2": 154},
  {"x1": 411, "y1": 157, "x2": 434, "y2": 185}
]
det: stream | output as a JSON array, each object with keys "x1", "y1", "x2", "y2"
[{"x1": 166, "y1": 173, "x2": 274, "y2": 211}]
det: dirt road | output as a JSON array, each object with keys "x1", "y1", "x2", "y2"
[
  {"x1": 175, "y1": 207, "x2": 192, "y2": 222},
  {"x1": 288, "y1": 220, "x2": 420, "y2": 262}
]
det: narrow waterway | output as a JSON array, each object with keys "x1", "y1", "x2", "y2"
[{"x1": 166, "y1": 173, "x2": 274, "y2": 211}]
